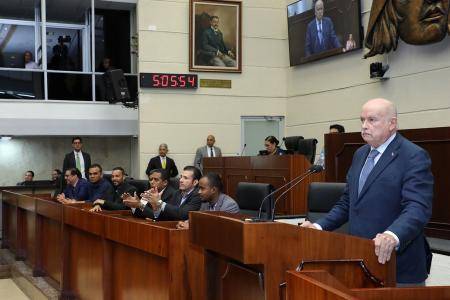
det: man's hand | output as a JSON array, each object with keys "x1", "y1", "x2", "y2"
[
  {"x1": 90, "y1": 205, "x2": 102, "y2": 212},
  {"x1": 93, "y1": 199, "x2": 105, "y2": 206},
  {"x1": 146, "y1": 187, "x2": 161, "y2": 210},
  {"x1": 373, "y1": 233, "x2": 398, "y2": 264},
  {"x1": 56, "y1": 193, "x2": 66, "y2": 203},
  {"x1": 122, "y1": 192, "x2": 140, "y2": 208},
  {"x1": 176, "y1": 220, "x2": 189, "y2": 230},
  {"x1": 300, "y1": 220, "x2": 319, "y2": 229}
]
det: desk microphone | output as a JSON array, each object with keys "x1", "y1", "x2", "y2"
[
  {"x1": 254, "y1": 165, "x2": 322, "y2": 221},
  {"x1": 240, "y1": 143, "x2": 247, "y2": 156},
  {"x1": 270, "y1": 165, "x2": 323, "y2": 221}
]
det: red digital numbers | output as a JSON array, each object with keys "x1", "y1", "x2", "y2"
[{"x1": 145, "y1": 73, "x2": 197, "y2": 89}]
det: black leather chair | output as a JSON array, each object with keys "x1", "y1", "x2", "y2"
[
  {"x1": 126, "y1": 179, "x2": 149, "y2": 195},
  {"x1": 298, "y1": 138, "x2": 318, "y2": 164},
  {"x1": 284, "y1": 136, "x2": 304, "y2": 153},
  {"x1": 307, "y1": 182, "x2": 348, "y2": 233},
  {"x1": 235, "y1": 182, "x2": 274, "y2": 219}
]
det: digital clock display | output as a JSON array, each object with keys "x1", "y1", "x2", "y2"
[{"x1": 140, "y1": 73, "x2": 198, "y2": 89}]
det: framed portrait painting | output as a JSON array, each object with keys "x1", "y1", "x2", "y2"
[{"x1": 189, "y1": 0, "x2": 242, "y2": 73}]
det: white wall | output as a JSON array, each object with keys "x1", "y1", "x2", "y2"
[
  {"x1": 137, "y1": 0, "x2": 289, "y2": 178},
  {"x1": 0, "y1": 136, "x2": 137, "y2": 186},
  {"x1": 285, "y1": 0, "x2": 450, "y2": 156}
]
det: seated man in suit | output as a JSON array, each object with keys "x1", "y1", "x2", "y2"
[
  {"x1": 176, "y1": 172, "x2": 239, "y2": 229},
  {"x1": 56, "y1": 168, "x2": 89, "y2": 203},
  {"x1": 123, "y1": 169, "x2": 176, "y2": 219},
  {"x1": 302, "y1": 98, "x2": 434, "y2": 286},
  {"x1": 145, "y1": 143, "x2": 178, "y2": 178},
  {"x1": 90, "y1": 167, "x2": 136, "y2": 212},
  {"x1": 141, "y1": 166, "x2": 202, "y2": 221},
  {"x1": 62, "y1": 136, "x2": 91, "y2": 179},
  {"x1": 17, "y1": 170, "x2": 35, "y2": 186},
  {"x1": 86, "y1": 164, "x2": 114, "y2": 203},
  {"x1": 304, "y1": 0, "x2": 342, "y2": 56},
  {"x1": 194, "y1": 135, "x2": 222, "y2": 171}
]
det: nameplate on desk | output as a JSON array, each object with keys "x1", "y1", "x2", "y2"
[{"x1": 200, "y1": 79, "x2": 232, "y2": 89}]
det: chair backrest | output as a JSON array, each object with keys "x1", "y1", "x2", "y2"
[
  {"x1": 126, "y1": 179, "x2": 149, "y2": 195},
  {"x1": 284, "y1": 136, "x2": 304, "y2": 152},
  {"x1": 168, "y1": 177, "x2": 180, "y2": 190},
  {"x1": 307, "y1": 182, "x2": 348, "y2": 233},
  {"x1": 235, "y1": 182, "x2": 274, "y2": 219},
  {"x1": 298, "y1": 138, "x2": 318, "y2": 164}
]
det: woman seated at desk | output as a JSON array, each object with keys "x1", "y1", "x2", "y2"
[{"x1": 259, "y1": 136, "x2": 285, "y2": 156}]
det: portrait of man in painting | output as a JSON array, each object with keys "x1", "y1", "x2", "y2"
[
  {"x1": 189, "y1": 0, "x2": 242, "y2": 72},
  {"x1": 365, "y1": 0, "x2": 450, "y2": 58}
]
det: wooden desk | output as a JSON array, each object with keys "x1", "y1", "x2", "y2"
[
  {"x1": 324, "y1": 127, "x2": 450, "y2": 239},
  {"x1": 203, "y1": 155, "x2": 324, "y2": 215},
  {"x1": 190, "y1": 211, "x2": 395, "y2": 300},
  {"x1": 1, "y1": 191, "x2": 199, "y2": 300},
  {"x1": 287, "y1": 270, "x2": 450, "y2": 299}
]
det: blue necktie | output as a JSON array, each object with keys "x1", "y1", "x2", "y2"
[
  {"x1": 318, "y1": 22, "x2": 323, "y2": 45},
  {"x1": 358, "y1": 149, "x2": 379, "y2": 195}
]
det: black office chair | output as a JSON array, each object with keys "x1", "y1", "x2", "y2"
[
  {"x1": 306, "y1": 182, "x2": 348, "y2": 233},
  {"x1": 126, "y1": 179, "x2": 149, "y2": 195},
  {"x1": 298, "y1": 138, "x2": 318, "y2": 164},
  {"x1": 235, "y1": 182, "x2": 274, "y2": 219},
  {"x1": 284, "y1": 136, "x2": 304, "y2": 153}
]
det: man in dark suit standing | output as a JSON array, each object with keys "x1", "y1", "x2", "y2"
[
  {"x1": 62, "y1": 137, "x2": 91, "y2": 179},
  {"x1": 200, "y1": 15, "x2": 236, "y2": 67},
  {"x1": 302, "y1": 98, "x2": 434, "y2": 286},
  {"x1": 145, "y1": 143, "x2": 178, "y2": 178},
  {"x1": 194, "y1": 135, "x2": 222, "y2": 171},
  {"x1": 142, "y1": 166, "x2": 202, "y2": 221},
  {"x1": 123, "y1": 169, "x2": 176, "y2": 219},
  {"x1": 304, "y1": 0, "x2": 342, "y2": 56}
]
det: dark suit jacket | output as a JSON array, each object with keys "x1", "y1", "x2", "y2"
[
  {"x1": 133, "y1": 185, "x2": 177, "y2": 219},
  {"x1": 145, "y1": 156, "x2": 178, "y2": 178},
  {"x1": 62, "y1": 151, "x2": 92, "y2": 179},
  {"x1": 305, "y1": 17, "x2": 341, "y2": 56},
  {"x1": 316, "y1": 134, "x2": 433, "y2": 284},
  {"x1": 157, "y1": 188, "x2": 202, "y2": 221},
  {"x1": 201, "y1": 27, "x2": 229, "y2": 59},
  {"x1": 102, "y1": 182, "x2": 137, "y2": 211}
]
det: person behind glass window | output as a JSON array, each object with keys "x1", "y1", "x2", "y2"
[{"x1": 24, "y1": 51, "x2": 39, "y2": 69}]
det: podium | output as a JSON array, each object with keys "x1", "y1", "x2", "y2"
[
  {"x1": 286, "y1": 270, "x2": 450, "y2": 299},
  {"x1": 203, "y1": 155, "x2": 324, "y2": 215},
  {"x1": 190, "y1": 212, "x2": 396, "y2": 300}
]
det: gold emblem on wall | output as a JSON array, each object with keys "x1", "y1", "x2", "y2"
[{"x1": 364, "y1": 0, "x2": 450, "y2": 58}]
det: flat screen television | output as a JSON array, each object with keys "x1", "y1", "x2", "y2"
[{"x1": 287, "y1": 0, "x2": 363, "y2": 66}]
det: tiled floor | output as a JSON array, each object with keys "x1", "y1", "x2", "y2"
[{"x1": 0, "y1": 279, "x2": 29, "y2": 300}]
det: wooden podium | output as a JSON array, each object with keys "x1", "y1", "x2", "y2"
[
  {"x1": 202, "y1": 155, "x2": 324, "y2": 215},
  {"x1": 190, "y1": 212, "x2": 396, "y2": 300},
  {"x1": 286, "y1": 270, "x2": 450, "y2": 299}
]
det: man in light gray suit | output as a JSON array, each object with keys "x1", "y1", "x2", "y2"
[
  {"x1": 176, "y1": 172, "x2": 239, "y2": 229},
  {"x1": 194, "y1": 135, "x2": 222, "y2": 171}
]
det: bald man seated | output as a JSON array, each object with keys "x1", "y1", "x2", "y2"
[
  {"x1": 301, "y1": 98, "x2": 433, "y2": 287},
  {"x1": 194, "y1": 135, "x2": 222, "y2": 171}
]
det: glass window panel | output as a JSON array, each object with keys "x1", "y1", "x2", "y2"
[
  {"x1": 0, "y1": 0, "x2": 38, "y2": 21},
  {"x1": 0, "y1": 69, "x2": 44, "y2": 100},
  {"x1": 0, "y1": 24, "x2": 38, "y2": 69},
  {"x1": 46, "y1": 27, "x2": 83, "y2": 71},
  {"x1": 47, "y1": 72, "x2": 92, "y2": 101},
  {"x1": 46, "y1": 0, "x2": 91, "y2": 24}
]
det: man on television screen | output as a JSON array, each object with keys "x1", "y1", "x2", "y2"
[{"x1": 304, "y1": 0, "x2": 342, "y2": 56}]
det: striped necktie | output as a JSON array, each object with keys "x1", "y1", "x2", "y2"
[{"x1": 358, "y1": 149, "x2": 379, "y2": 195}]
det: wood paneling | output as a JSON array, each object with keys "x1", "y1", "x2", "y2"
[{"x1": 203, "y1": 155, "x2": 325, "y2": 215}]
